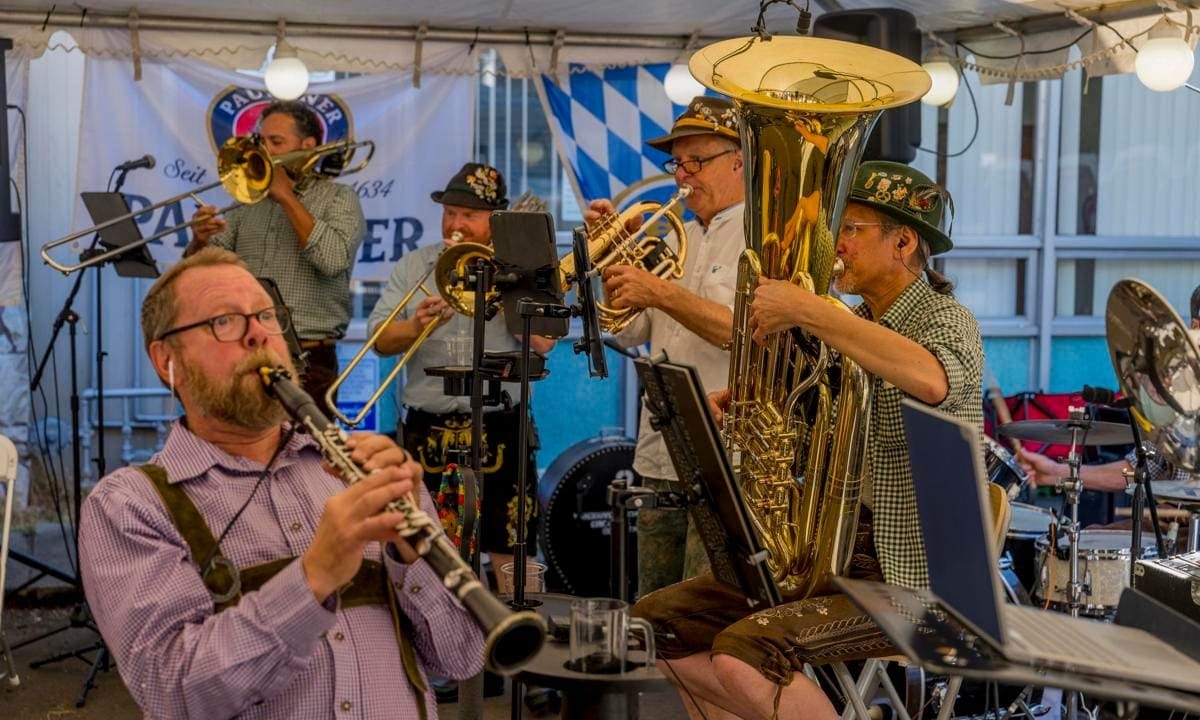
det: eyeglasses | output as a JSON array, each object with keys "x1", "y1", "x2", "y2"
[
  {"x1": 157, "y1": 307, "x2": 291, "y2": 343},
  {"x1": 662, "y1": 149, "x2": 736, "y2": 175},
  {"x1": 838, "y1": 221, "x2": 886, "y2": 239}
]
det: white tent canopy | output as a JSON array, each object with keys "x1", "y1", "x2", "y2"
[{"x1": 0, "y1": 0, "x2": 1191, "y2": 81}]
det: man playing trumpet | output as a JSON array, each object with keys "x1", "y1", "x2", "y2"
[{"x1": 584, "y1": 96, "x2": 745, "y2": 595}]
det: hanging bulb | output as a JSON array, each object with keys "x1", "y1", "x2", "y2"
[
  {"x1": 264, "y1": 38, "x2": 310, "y2": 100},
  {"x1": 664, "y1": 64, "x2": 705, "y2": 106},
  {"x1": 921, "y1": 48, "x2": 960, "y2": 107},
  {"x1": 1135, "y1": 16, "x2": 1195, "y2": 92}
]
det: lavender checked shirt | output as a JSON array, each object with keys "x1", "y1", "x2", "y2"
[{"x1": 79, "y1": 420, "x2": 484, "y2": 720}]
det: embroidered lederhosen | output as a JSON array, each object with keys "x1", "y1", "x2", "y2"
[{"x1": 139, "y1": 465, "x2": 430, "y2": 720}]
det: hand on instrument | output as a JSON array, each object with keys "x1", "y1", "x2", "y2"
[
  {"x1": 414, "y1": 297, "x2": 453, "y2": 328},
  {"x1": 304, "y1": 433, "x2": 423, "y2": 601},
  {"x1": 708, "y1": 388, "x2": 732, "y2": 426},
  {"x1": 1016, "y1": 448, "x2": 1068, "y2": 487},
  {"x1": 584, "y1": 198, "x2": 642, "y2": 234},
  {"x1": 602, "y1": 265, "x2": 669, "y2": 311},
  {"x1": 268, "y1": 167, "x2": 297, "y2": 202},
  {"x1": 190, "y1": 204, "x2": 226, "y2": 243},
  {"x1": 749, "y1": 278, "x2": 812, "y2": 345}
]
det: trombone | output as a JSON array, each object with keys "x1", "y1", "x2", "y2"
[
  {"x1": 326, "y1": 233, "x2": 498, "y2": 427},
  {"x1": 326, "y1": 193, "x2": 546, "y2": 425},
  {"x1": 40, "y1": 136, "x2": 375, "y2": 275}
]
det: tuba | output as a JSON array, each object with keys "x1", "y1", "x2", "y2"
[{"x1": 692, "y1": 36, "x2": 929, "y2": 596}]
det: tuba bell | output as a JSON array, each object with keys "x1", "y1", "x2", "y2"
[{"x1": 693, "y1": 35, "x2": 929, "y2": 596}]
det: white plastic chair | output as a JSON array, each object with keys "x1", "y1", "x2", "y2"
[{"x1": 0, "y1": 433, "x2": 20, "y2": 686}]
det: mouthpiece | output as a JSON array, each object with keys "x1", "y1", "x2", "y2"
[
  {"x1": 832, "y1": 257, "x2": 846, "y2": 278},
  {"x1": 449, "y1": 231, "x2": 464, "y2": 244},
  {"x1": 678, "y1": 184, "x2": 694, "y2": 198}
]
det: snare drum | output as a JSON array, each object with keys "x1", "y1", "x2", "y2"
[
  {"x1": 1034, "y1": 529, "x2": 1158, "y2": 616},
  {"x1": 1005, "y1": 502, "x2": 1054, "y2": 594},
  {"x1": 984, "y1": 435, "x2": 1029, "y2": 499}
]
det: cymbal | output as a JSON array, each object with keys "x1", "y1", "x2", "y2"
[{"x1": 997, "y1": 419, "x2": 1133, "y2": 446}]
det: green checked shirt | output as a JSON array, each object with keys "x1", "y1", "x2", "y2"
[
  {"x1": 852, "y1": 277, "x2": 984, "y2": 589},
  {"x1": 210, "y1": 178, "x2": 366, "y2": 340}
]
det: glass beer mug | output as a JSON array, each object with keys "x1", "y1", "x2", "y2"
[{"x1": 568, "y1": 598, "x2": 655, "y2": 674}]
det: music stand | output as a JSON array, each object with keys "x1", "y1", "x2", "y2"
[
  {"x1": 79, "y1": 192, "x2": 158, "y2": 279},
  {"x1": 18, "y1": 188, "x2": 159, "y2": 706},
  {"x1": 632, "y1": 354, "x2": 781, "y2": 608}
]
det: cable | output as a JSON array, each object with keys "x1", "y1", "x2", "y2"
[
  {"x1": 955, "y1": 28, "x2": 1095, "y2": 60},
  {"x1": 197, "y1": 427, "x2": 296, "y2": 580},
  {"x1": 660, "y1": 656, "x2": 712, "y2": 720},
  {"x1": 915, "y1": 56, "x2": 981, "y2": 159}
]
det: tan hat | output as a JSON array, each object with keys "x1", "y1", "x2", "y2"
[{"x1": 646, "y1": 96, "x2": 740, "y2": 153}]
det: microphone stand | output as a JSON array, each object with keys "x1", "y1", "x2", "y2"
[
  {"x1": 1126, "y1": 418, "x2": 1168, "y2": 583},
  {"x1": 14, "y1": 166, "x2": 132, "y2": 707}
]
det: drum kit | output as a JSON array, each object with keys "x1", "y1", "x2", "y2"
[{"x1": 994, "y1": 414, "x2": 1142, "y2": 620}]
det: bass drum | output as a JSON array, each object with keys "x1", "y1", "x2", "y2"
[{"x1": 538, "y1": 435, "x2": 641, "y2": 599}]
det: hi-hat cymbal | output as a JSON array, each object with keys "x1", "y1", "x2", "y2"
[{"x1": 997, "y1": 419, "x2": 1133, "y2": 446}]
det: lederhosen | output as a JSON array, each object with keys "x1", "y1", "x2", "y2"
[
  {"x1": 632, "y1": 507, "x2": 892, "y2": 686},
  {"x1": 139, "y1": 465, "x2": 431, "y2": 720},
  {"x1": 400, "y1": 403, "x2": 538, "y2": 556}
]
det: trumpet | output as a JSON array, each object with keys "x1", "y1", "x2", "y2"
[
  {"x1": 559, "y1": 185, "x2": 691, "y2": 334},
  {"x1": 260, "y1": 366, "x2": 546, "y2": 675},
  {"x1": 40, "y1": 135, "x2": 375, "y2": 275}
]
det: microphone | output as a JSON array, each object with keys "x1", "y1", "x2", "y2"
[
  {"x1": 1081, "y1": 385, "x2": 1134, "y2": 409},
  {"x1": 115, "y1": 154, "x2": 156, "y2": 172}
]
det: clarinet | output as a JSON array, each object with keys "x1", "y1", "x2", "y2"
[{"x1": 258, "y1": 366, "x2": 546, "y2": 676}]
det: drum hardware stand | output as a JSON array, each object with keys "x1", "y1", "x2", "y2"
[
  {"x1": 1124, "y1": 417, "x2": 1168, "y2": 579},
  {"x1": 1059, "y1": 407, "x2": 1088, "y2": 720},
  {"x1": 605, "y1": 479, "x2": 688, "y2": 603}
]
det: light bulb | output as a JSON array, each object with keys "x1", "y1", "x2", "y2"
[
  {"x1": 664, "y1": 64, "x2": 705, "y2": 106},
  {"x1": 265, "y1": 39, "x2": 310, "y2": 100},
  {"x1": 1135, "y1": 17, "x2": 1195, "y2": 92},
  {"x1": 921, "y1": 52, "x2": 960, "y2": 107}
]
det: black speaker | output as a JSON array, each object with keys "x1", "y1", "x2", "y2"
[{"x1": 813, "y1": 8, "x2": 922, "y2": 163}]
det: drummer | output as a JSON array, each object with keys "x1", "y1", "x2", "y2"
[{"x1": 1017, "y1": 283, "x2": 1200, "y2": 541}]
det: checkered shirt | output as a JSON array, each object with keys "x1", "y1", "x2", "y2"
[
  {"x1": 211, "y1": 178, "x2": 365, "y2": 339},
  {"x1": 852, "y1": 278, "x2": 985, "y2": 589},
  {"x1": 79, "y1": 420, "x2": 484, "y2": 719},
  {"x1": 1123, "y1": 446, "x2": 1200, "y2": 485}
]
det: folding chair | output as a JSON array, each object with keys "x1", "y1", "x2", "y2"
[
  {"x1": 827, "y1": 483, "x2": 1011, "y2": 720},
  {"x1": 1, "y1": 433, "x2": 20, "y2": 686}
]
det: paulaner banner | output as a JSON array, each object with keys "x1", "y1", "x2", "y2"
[{"x1": 72, "y1": 56, "x2": 473, "y2": 281}]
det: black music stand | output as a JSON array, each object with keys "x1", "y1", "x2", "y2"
[
  {"x1": 18, "y1": 187, "x2": 158, "y2": 707},
  {"x1": 632, "y1": 354, "x2": 781, "y2": 608}
]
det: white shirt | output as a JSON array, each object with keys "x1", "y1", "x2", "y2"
[{"x1": 614, "y1": 202, "x2": 744, "y2": 481}]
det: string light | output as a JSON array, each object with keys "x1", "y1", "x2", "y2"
[
  {"x1": 664, "y1": 64, "x2": 705, "y2": 105},
  {"x1": 921, "y1": 49, "x2": 961, "y2": 107},
  {"x1": 264, "y1": 23, "x2": 309, "y2": 100},
  {"x1": 1135, "y1": 16, "x2": 1195, "y2": 91}
]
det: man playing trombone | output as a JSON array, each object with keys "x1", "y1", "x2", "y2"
[
  {"x1": 186, "y1": 100, "x2": 366, "y2": 406},
  {"x1": 583, "y1": 96, "x2": 745, "y2": 596},
  {"x1": 367, "y1": 163, "x2": 554, "y2": 594}
]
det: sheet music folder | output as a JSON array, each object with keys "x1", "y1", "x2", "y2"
[
  {"x1": 80, "y1": 191, "x2": 159, "y2": 278},
  {"x1": 632, "y1": 353, "x2": 781, "y2": 608}
]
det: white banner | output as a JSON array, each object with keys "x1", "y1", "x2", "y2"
[{"x1": 71, "y1": 57, "x2": 474, "y2": 281}]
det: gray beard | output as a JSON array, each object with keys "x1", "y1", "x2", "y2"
[{"x1": 181, "y1": 348, "x2": 292, "y2": 431}]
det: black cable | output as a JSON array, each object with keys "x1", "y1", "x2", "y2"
[
  {"x1": 197, "y1": 427, "x2": 296, "y2": 580},
  {"x1": 660, "y1": 657, "x2": 711, "y2": 720},
  {"x1": 955, "y1": 27, "x2": 1094, "y2": 60},
  {"x1": 915, "y1": 60, "x2": 981, "y2": 159}
]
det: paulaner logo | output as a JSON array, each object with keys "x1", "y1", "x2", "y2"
[{"x1": 206, "y1": 86, "x2": 354, "y2": 152}]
